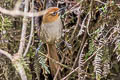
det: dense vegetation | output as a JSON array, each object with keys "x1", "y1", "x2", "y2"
[{"x1": 0, "y1": 0, "x2": 120, "y2": 80}]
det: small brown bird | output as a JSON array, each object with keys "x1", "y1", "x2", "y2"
[{"x1": 39, "y1": 7, "x2": 62, "y2": 78}]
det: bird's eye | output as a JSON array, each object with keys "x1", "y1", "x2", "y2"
[{"x1": 50, "y1": 12, "x2": 57, "y2": 16}]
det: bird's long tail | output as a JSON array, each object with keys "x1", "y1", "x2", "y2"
[{"x1": 47, "y1": 43, "x2": 60, "y2": 78}]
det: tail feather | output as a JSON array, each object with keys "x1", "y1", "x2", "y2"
[{"x1": 47, "y1": 44, "x2": 60, "y2": 78}]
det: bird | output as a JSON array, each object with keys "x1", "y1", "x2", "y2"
[{"x1": 39, "y1": 7, "x2": 62, "y2": 78}]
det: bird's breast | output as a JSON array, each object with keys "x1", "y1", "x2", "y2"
[{"x1": 40, "y1": 17, "x2": 62, "y2": 44}]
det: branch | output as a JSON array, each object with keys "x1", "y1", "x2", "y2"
[
  {"x1": 61, "y1": 67, "x2": 79, "y2": 80},
  {"x1": 39, "y1": 51, "x2": 72, "y2": 70},
  {"x1": 0, "y1": 7, "x2": 45, "y2": 17},
  {"x1": 17, "y1": 0, "x2": 29, "y2": 55},
  {"x1": 53, "y1": 54, "x2": 65, "y2": 80},
  {"x1": 23, "y1": 0, "x2": 34, "y2": 57},
  {"x1": 0, "y1": 49, "x2": 27, "y2": 80},
  {"x1": 0, "y1": 49, "x2": 12, "y2": 60}
]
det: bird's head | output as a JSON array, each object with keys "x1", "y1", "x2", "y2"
[{"x1": 42, "y1": 7, "x2": 61, "y2": 24}]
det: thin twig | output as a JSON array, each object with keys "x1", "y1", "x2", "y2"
[
  {"x1": 69, "y1": 0, "x2": 83, "y2": 12},
  {"x1": 14, "y1": 0, "x2": 22, "y2": 10},
  {"x1": 39, "y1": 51, "x2": 72, "y2": 70},
  {"x1": 61, "y1": 67, "x2": 79, "y2": 80},
  {"x1": 69, "y1": 11, "x2": 81, "y2": 42},
  {"x1": 87, "y1": 0, "x2": 93, "y2": 36},
  {"x1": 83, "y1": 46, "x2": 103, "y2": 65},
  {"x1": 53, "y1": 54, "x2": 65, "y2": 80},
  {"x1": 72, "y1": 30, "x2": 88, "y2": 69},
  {"x1": 94, "y1": 0, "x2": 106, "y2": 4},
  {"x1": 23, "y1": 0, "x2": 34, "y2": 57},
  {"x1": 77, "y1": 13, "x2": 88, "y2": 36},
  {"x1": 17, "y1": 0, "x2": 29, "y2": 55}
]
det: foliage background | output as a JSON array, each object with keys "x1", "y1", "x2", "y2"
[{"x1": 0, "y1": 0, "x2": 120, "y2": 80}]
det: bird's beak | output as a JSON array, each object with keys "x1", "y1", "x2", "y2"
[
  {"x1": 57, "y1": 8, "x2": 64, "y2": 15},
  {"x1": 57, "y1": 7, "x2": 66, "y2": 15},
  {"x1": 57, "y1": 9, "x2": 62, "y2": 16}
]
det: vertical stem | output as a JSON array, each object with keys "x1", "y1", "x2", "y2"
[
  {"x1": 16, "y1": 0, "x2": 29, "y2": 80},
  {"x1": 23, "y1": 0, "x2": 34, "y2": 57},
  {"x1": 18, "y1": 0, "x2": 29, "y2": 55}
]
